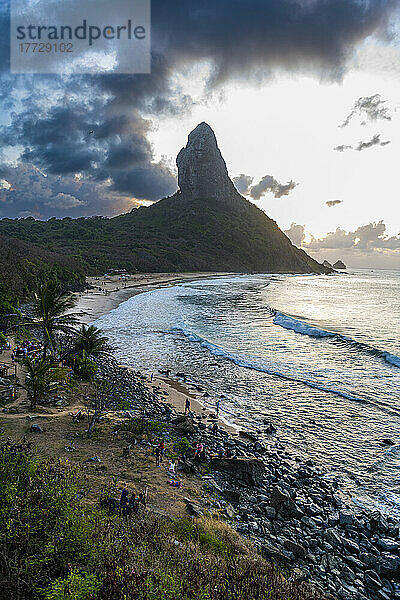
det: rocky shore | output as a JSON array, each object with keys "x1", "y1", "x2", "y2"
[{"x1": 97, "y1": 356, "x2": 400, "y2": 600}]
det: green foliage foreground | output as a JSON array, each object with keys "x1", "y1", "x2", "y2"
[{"x1": 0, "y1": 440, "x2": 322, "y2": 600}]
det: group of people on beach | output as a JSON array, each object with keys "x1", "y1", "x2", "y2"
[{"x1": 0, "y1": 338, "x2": 11, "y2": 352}]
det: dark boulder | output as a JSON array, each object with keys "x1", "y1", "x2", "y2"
[
  {"x1": 283, "y1": 539, "x2": 307, "y2": 559},
  {"x1": 30, "y1": 424, "x2": 43, "y2": 434},
  {"x1": 210, "y1": 457, "x2": 265, "y2": 486},
  {"x1": 171, "y1": 414, "x2": 196, "y2": 434}
]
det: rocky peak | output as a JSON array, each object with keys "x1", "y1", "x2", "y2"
[
  {"x1": 176, "y1": 122, "x2": 238, "y2": 200},
  {"x1": 333, "y1": 260, "x2": 346, "y2": 269}
]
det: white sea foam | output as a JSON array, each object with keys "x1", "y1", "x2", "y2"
[
  {"x1": 173, "y1": 324, "x2": 369, "y2": 403},
  {"x1": 273, "y1": 312, "x2": 400, "y2": 368}
]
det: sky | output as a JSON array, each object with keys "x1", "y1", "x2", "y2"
[{"x1": 0, "y1": 0, "x2": 399, "y2": 268}]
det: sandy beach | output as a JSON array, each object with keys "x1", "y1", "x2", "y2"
[
  {"x1": 73, "y1": 272, "x2": 238, "y2": 324},
  {"x1": 140, "y1": 373, "x2": 238, "y2": 435}
]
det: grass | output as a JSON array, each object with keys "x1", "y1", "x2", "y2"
[
  {"x1": 0, "y1": 439, "x2": 325, "y2": 600},
  {"x1": 121, "y1": 416, "x2": 167, "y2": 437}
]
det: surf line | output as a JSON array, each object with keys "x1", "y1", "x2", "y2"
[{"x1": 173, "y1": 325, "x2": 400, "y2": 417}]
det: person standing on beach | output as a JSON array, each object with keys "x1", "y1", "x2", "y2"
[{"x1": 185, "y1": 398, "x2": 191, "y2": 415}]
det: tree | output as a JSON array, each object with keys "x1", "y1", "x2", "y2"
[
  {"x1": 70, "y1": 325, "x2": 110, "y2": 359},
  {"x1": 0, "y1": 282, "x2": 19, "y2": 334},
  {"x1": 85, "y1": 379, "x2": 121, "y2": 437},
  {"x1": 22, "y1": 356, "x2": 71, "y2": 410},
  {"x1": 63, "y1": 325, "x2": 109, "y2": 381},
  {"x1": 22, "y1": 281, "x2": 79, "y2": 357}
]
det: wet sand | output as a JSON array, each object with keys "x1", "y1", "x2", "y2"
[{"x1": 144, "y1": 374, "x2": 238, "y2": 435}]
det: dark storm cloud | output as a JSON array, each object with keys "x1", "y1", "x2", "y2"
[
  {"x1": 0, "y1": 0, "x2": 398, "y2": 216},
  {"x1": 340, "y1": 94, "x2": 392, "y2": 127},
  {"x1": 0, "y1": 94, "x2": 177, "y2": 201},
  {"x1": 355, "y1": 133, "x2": 391, "y2": 151},
  {"x1": 250, "y1": 175, "x2": 297, "y2": 200},
  {"x1": 326, "y1": 199, "x2": 343, "y2": 207},
  {"x1": 108, "y1": 163, "x2": 177, "y2": 201},
  {"x1": 0, "y1": 163, "x2": 138, "y2": 219},
  {"x1": 233, "y1": 174, "x2": 253, "y2": 195},
  {"x1": 150, "y1": 0, "x2": 397, "y2": 85}
]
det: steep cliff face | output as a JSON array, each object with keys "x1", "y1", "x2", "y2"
[{"x1": 176, "y1": 122, "x2": 238, "y2": 201}]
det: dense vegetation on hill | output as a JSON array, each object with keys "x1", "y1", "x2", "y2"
[
  {"x1": 0, "y1": 234, "x2": 85, "y2": 327},
  {"x1": 0, "y1": 193, "x2": 327, "y2": 286},
  {"x1": 0, "y1": 439, "x2": 321, "y2": 600}
]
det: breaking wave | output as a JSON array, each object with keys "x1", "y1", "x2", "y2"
[{"x1": 273, "y1": 312, "x2": 400, "y2": 368}]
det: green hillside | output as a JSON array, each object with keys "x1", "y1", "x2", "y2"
[{"x1": 0, "y1": 193, "x2": 327, "y2": 282}]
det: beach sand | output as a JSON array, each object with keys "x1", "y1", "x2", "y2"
[
  {"x1": 73, "y1": 272, "x2": 237, "y2": 324},
  {"x1": 140, "y1": 373, "x2": 238, "y2": 435}
]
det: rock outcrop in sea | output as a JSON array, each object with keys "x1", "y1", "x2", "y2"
[{"x1": 333, "y1": 260, "x2": 347, "y2": 269}]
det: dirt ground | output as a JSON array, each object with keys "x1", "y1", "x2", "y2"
[{"x1": 0, "y1": 350, "x2": 207, "y2": 517}]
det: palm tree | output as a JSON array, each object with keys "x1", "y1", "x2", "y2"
[
  {"x1": 71, "y1": 324, "x2": 110, "y2": 359},
  {"x1": 22, "y1": 281, "x2": 79, "y2": 357},
  {"x1": 22, "y1": 356, "x2": 71, "y2": 410}
]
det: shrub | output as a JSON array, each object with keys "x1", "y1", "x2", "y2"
[
  {"x1": 41, "y1": 571, "x2": 101, "y2": 600},
  {"x1": 174, "y1": 437, "x2": 191, "y2": 455},
  {"x1": 122, "y1": 417, "x2": 166, "y2": 437},
  {"x1": 67, "y1": 355, "x2": 98, "y2": 381}
]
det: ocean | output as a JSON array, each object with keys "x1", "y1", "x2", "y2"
[{"x1": 93, "y1": 269, "x2": 400, "y2": 516}]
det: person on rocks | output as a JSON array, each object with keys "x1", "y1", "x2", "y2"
[
  {"x1": 194, "y1": 442, "x2": 204, "y2": 461},
  {"x1": 138, "y1": 488, "x2": 148, "y2": 509},
  {"x1": 218, "y1": 446, "x2": 225, "y2": 458},
  {"x1": 212, "y1": 423, "x2": 219, "y2": 435},
  {"x1": 158, "y1": 439, "x2": 165, "y2": 462},
  {"x1": 185, "y1": 397, "x2": 191, "y2": 415},
  {"x1": 168, "y1": 478, "x2": 182, "y2": 488},
  {"x1": 225, "y1": 447, "x2": 233, "y2": 458},
  {"x1": 129, "y1": 492, "x2": 138, "y2": 515},
  {"x1": 155, "y1": 444, "x2": 161, "y2": 467},
  {"x1": 168, "y1": 460, "x2": 176, "y2": 475}
]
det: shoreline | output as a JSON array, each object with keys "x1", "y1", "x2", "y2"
[
  {"x1": 141, "y1": 372, "x2": 239, "y2": 435},
  {"x1": 73, "y1": 271, "x2": 241, "y2": 325},
  {"x1": 74, "y1": 271, "x2": 243, "y2": 435}
]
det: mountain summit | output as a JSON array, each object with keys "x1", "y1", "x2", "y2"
[
  {"x1": 177, "y1": 122, "x2": 237, "y2": 200},
  {"x1": 0, "y1": 123, "x2": 331, "y2": 281}
]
